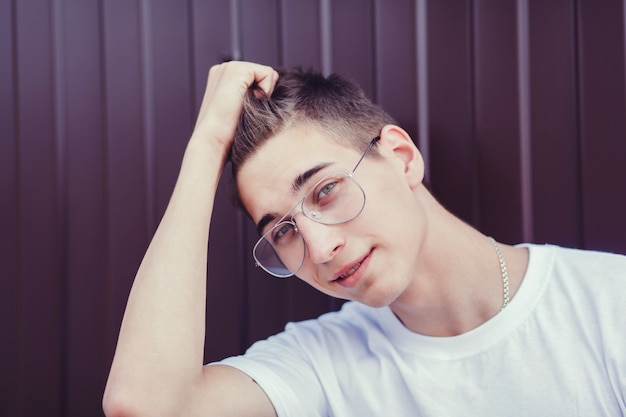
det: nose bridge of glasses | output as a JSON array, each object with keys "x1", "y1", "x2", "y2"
[
  {"x1": 292, "y1": 207, "x2": 323, "y2": 225},
  {"x1": 291, "y1": 194, "x2": 327, "y2": 224},
  {"x1": 289, "y1": 208, "x2": 306, "y2": 226}
]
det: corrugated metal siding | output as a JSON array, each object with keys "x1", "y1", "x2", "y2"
[{"x1": 1, "y1": 1, "x2": 625, "y2": 415}]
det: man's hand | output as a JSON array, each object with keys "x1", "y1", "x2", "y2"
[{"x1": 191, "y1": 61, "x2": 279, "y2": 155}]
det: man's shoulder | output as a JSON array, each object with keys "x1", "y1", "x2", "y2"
[
  {"x1": 524, "y1": 243, "x2": 626, "y2": 271},
  {"x1": 524, "y1": 243, "x2": 626, "y2": 306}
]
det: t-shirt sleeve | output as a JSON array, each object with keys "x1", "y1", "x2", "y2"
[
  {"x1": 212, "y1": 325, "x2": 329, "y2": 417},
  {"x1": 597, "y1": 252, "x2": 626, "y2": 411},
  {"x1": 558, "y1": 247, "x2": 626, "y2": 412}
]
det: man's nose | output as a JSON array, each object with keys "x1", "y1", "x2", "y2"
[{"x1": 295, "y1": 216, "x2": 344, "y2": 265}]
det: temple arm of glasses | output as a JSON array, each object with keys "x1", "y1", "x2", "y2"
[{"x1": 350, "y1": 136, "x2": 380, "y2": 174}]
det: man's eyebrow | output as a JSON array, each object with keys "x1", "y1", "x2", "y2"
[
  {"x1": 256, "y1": 213, "x2": 276, "y2": 236},
  {"x1": 255, "y1": 162, "x2": 335, "y2": 235},
  {"x1": 292, "y1": 162, "x2": 333, "y2": 193}
]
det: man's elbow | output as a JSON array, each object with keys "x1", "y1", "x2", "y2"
[
  {"x1": 103, "y1": 382, "x2": 187, "y2": 417},
  {"x1": 102, "y1": 389, "x2": 133, "y2": 417},
  {"x1": 102, "y1": 384, "x2": 146, "y2": 417}
]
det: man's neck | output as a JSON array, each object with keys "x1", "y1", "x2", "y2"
[{"x1": 389, "y1": 200, "x2": 529, "y2": 337}]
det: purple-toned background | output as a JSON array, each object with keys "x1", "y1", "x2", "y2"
[{"x1": 2, "y1": 0, "x2": 625, "y2": 416}]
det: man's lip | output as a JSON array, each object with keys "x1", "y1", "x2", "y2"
[{"x1": 331, "y1": 250, "x2": 372, "y2": 282}]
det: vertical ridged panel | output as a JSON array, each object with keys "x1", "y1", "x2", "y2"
[
  {"x1": 60, "y1": 1, "x2": 108, "y2": 415},
  {"x1": 528, "y1": 0, "x2": 581, "y2": 247},
  {"x1": 577, "y1": 0, "x2": 626, "y2": 252},
  {"x1": 427, "y1": 0, "x2": 476, "y2": 224},
  {"x1": 15, "y1": 1, "x2": 63, "y2": 415},
  {"x1": 374, "y1": 0, "x2": 418, "y2": 139},
  {"x1": 0, "y1": 1, "x2": 19, "y2": 415},
  {"x1": 330, "y1": 0, "x2": 375, "y2": 98},
  {"x1": 473, "y1": 0, "x2": 523, "y2": 241}
]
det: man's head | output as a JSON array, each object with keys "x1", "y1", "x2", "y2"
[
  {"x1": 231, "y1": 67, "x2": 428, "y2": 306},
  {"x1": 230, "y1": 67, "x2": 396, "y2": 185}
]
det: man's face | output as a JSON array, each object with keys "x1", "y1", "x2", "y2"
[{"x1": 237, "y1": 125, "x2": 426, "y2": 308}]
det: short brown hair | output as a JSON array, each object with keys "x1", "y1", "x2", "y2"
[{"x1": 230, "y1": 67, "x2": 396, "y2": 182}]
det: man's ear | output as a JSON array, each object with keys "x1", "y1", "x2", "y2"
[{"x1": 379, "y1": 124, "x2": 424, "y2": 188}]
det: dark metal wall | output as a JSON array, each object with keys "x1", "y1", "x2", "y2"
[{"x1": 1, "y1": 0, "x2": 625, "y2": 416}]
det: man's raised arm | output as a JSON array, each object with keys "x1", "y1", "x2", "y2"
[{"x1": 103, "y1": 62, "x2": 279, "y2": 417}]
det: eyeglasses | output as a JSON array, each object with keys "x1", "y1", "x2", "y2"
[{"x1": 253, "y1": 136, "x2": 380, "y2": 278}]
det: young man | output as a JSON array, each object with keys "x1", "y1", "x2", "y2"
[{"x1": 103, "y1": 61, "x2": 626, "y2": 417}]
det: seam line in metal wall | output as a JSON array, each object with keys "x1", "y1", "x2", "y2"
[
  {"x1": 372, "y1": 0, "x2": 380, "y2": 104},
  {"x1": 277, "y1": 0, "x2": 285, "y2": 66},
  {"x1": 517, "y1": 0, "x2": 534, "y2": 243},
  {"x1": 10, "y1": 0, "x2": 25, "y2": 413},
  {"x1": 416, "y1": 0, "x2": 429, "y2": 182},
  {"x1": 622, "y1": 0, "x2": 626, "y2": 110},
  {"x1": 229, "y1": 0, "x2": 250, "y2": 352},
  {"x1": 187, "y1": 0, "x2": 197, "y2": 129},
  {"x1": 320, "y1": 0, "x2": 332, "y2": 76},
  {"x1": 572, "y1": 0, "x2": 585, "y2": 248},
  {"x1": 52, "y1": 0, "x2": 69, "y2": 414},
  {"x1": 230, "y1": 0, "x2": 241, "y2": 61},
  {"x1": 97, "y1": 0, "x2": 114, "y2": 381},
  {"x1": 468, "y1": 0, "x2": 481, "y2": 229},
  {"x1": 140, "y1": 0, "x2": 156, "y2": 236}
]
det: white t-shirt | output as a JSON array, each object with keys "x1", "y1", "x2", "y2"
[{"x1": 217, "y1": 245, "x2": 626, "y2": 416}]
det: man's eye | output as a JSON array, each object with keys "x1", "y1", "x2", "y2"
[
  {"x1": 272, "y1": 223, "x2": 295, "y2": 243},
  {"x1": 317, "y1": 181, "x2": 337, "y2": 199}
]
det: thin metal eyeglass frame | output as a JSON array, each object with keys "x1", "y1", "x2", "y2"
[{"x1": 253, "y1": 135, "x2": 381, "y2": 278}]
